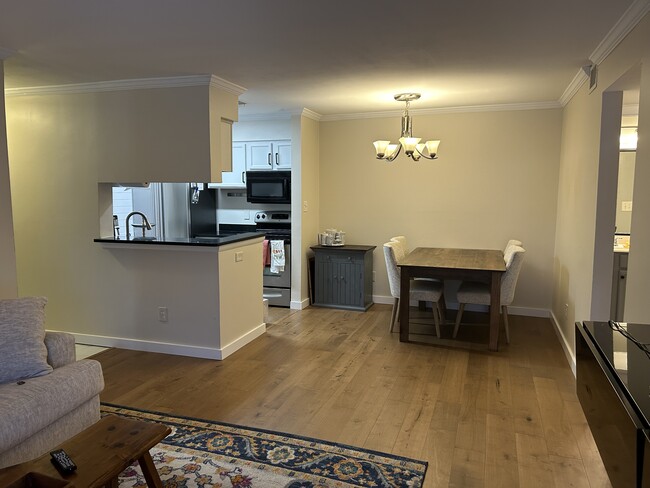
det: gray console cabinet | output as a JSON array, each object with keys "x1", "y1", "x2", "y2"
[{"x1": 311, "y1": 245, "x2": 375, "y2": 311}]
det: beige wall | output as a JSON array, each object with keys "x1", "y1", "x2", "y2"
[
  {"x1": 0, "y1": 59, "x2": 18, "y2": 298},
  {"x1": 320, "y1": 109, "x2": 562, "y2": 311},
  {"x1": 553, "y1": 13, "x2": 650, "y2": 358},
  {"x1": 299, "y1": 115, "x2": 320, "y2": 303},
  {"x1": 5, "y1": 88, "x2": 263, "y2": 357}
]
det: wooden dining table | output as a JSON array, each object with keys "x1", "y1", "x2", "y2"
[{"x1": 398, "y1": 247, "x2": 506, "y2": 351}]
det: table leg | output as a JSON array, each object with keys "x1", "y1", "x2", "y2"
[
  {"x1": 399, "y1": 269, "x2": 411, "y2": 342},
  {"x1": 489, "y1": 271, "x2": 501, "y2": 351},
  {"x1": 138, "y1": 451, "x2": 164, "y2": 488}
]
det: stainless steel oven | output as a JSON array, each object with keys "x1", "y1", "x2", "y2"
[{"x1": 256, "y1": 211, "x2": 291, "y2": 307}]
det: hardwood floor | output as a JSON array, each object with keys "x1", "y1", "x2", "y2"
[{"x1": 95, "y1": 304, "x2": 611, "y2": 488}]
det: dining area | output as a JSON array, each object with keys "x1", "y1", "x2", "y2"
[{"x1": 383, "y1": 236, "x2": 526, "y2": 351}]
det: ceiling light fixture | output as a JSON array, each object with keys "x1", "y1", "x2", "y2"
[
  {"x1": 373, "y1": 93, "x2": 440, "y2": 162},
  {"x1": 620, "y1": 126, "x2": 638, "y2": 151}
]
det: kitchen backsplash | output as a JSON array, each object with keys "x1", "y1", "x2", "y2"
[{"x1": 216, "y1": 189, "x2": 289, "y2": 224}]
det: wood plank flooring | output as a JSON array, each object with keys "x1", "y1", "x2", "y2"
[{"x1": 94, "y1": 304, "x2": 612, "y2": 488}]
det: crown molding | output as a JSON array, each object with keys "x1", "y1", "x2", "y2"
[
  {"x1": 590, "y1": 0, "x2": 650, "y2": 64},
  {"x1": 559, "y1": 69, "x2": 588, "y2": 107},
  {"x1": 208, "y1": 74, "x2": 246, "y2": 96},
  {"x1": 4, "y1": 74, "x2": 244, "y2": 97},
  {"x1": 238, "y1": 112, "x2": 293, "y2": 122},
  {"x1": 319, "y1": 100, "x2": 561, "y2": 122},
  {"x1": 560, "y1": 0, "x2": 650, "y2": 106},
  {"x1": 300, "y1": 108, "x2": 322, "y2": 121},
  {"x1": 0, "y1": 48, "x2": 16, "y2": 60},
  {"x1": 237, "y1": 107, "x2": 323, "y2": 122}
]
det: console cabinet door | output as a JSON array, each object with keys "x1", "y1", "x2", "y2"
[{"x1": 312, "y1": 247, "x2": 374, "y2": 311}]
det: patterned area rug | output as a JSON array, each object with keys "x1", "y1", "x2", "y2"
[{"x1": 101, "y1": 404, "x2": 427, "y2": 488}]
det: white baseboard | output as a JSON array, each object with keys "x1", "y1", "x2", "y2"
[
  {"x1": 220, "y1": 324, "x2": 267, "y2": 359},
  {"x1": 550, "y1": 311, "x2": 576, "y2": 377},
  {"x1": 291, "y1": 298, "x2": 310, "y2": 310},
  {"x1": 373, "y1": 295, "x2": 394, "y2": 305},
  {"x1": 69, "y1": 323, "x2": 266, "y2": 361}
]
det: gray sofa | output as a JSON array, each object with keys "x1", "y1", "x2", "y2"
[{"x1": 0, "y1": 332, "x2": 104, "y2": 468}]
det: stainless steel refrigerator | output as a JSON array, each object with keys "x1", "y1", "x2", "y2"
[{"x1": 159, "y1": 183, "x2": 217, "y2": 239}]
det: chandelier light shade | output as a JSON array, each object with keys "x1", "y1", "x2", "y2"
[{"x1": 373, "y1": 93, "x2": 440, "y2": 162}]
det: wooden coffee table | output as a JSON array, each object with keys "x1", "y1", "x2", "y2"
[{"x1": 0, "y1": 414, "x2": 171, "y2": 488}]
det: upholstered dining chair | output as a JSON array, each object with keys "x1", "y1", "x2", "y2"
[
  {"x1": 453, "y1": 246, "x2": 526, "y2": 344},
  {"x1": 384, "y1": 241, "x2": 444, "y2": 337},
  {"x1": 390, "y1": 235, "x2": 447, "y2": 316},
  {"x1": 504, "y1": 239, "x2": 522, "y2": 263}
]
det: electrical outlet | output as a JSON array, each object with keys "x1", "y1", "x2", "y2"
[
  {"x1": 158, "y1": 307, "x2": 168, "y2": 322},
  {"x1": 235, "y1": 251, "x2": 243, "y2": 262},
  {"x1": 622, "y1": 201, "x2": 633, "y2": 212},
  {"x1": 563, "y1": 303, "x2": 569, "y2": 320},
  {"x1": 303, "y1": 200, "x2": 309, "y2": 212}
]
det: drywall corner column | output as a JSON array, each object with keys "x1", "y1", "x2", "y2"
[
  {"x1": 217, "y1": 238, "x2": 265, "y2": 355},
  {"x1": 590, "y1": 91, "x2": 623, "y2": 320},
  {"x1": 208, "y1": 77, "x2": 246, "y2": 181},
  {"x1": 0, "y1": 56, "x2": 18, "y2": 298},
  {"x1": 623, "y1": 58, "x2": 650, "y2": 323},
  {"x1": 298, "y1": 113, "x2": 320, "y2": 307},
  {"x1": 290, "y1": 113, "x2": 303, "y2": 308}
]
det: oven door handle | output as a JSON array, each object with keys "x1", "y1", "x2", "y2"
[{"x1": 263, "y1": 291, "x2": 284, "y2": 299}]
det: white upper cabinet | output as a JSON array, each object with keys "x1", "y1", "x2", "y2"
[
  {"x1": 209, "y1": 142, "x2": 247, "y2": 188},
  {"x1": 247, "y1": 140, "x2": 291, "y2": 171}
]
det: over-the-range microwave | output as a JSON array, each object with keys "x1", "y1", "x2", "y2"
[{"x1": 246, "y1": 170, "x2": 291, "y2": 204}]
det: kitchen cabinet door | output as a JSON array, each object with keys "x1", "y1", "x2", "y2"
[
  {"x1": 208, "y1": 143, "x2": 246, "y2": 188},
  {"x1": 247, "y1": 140, "x2": 292, "y2": 170},
  {"x1": 274, "y1": 140, "x2": 292, "y2": 169},
  {"x1": 248, "y1": 141, "x2": 274, "y2": 170}
]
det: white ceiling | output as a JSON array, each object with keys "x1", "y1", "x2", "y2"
[{"x1": 0, "y1": 0, "x2": 643, "y2": 117}]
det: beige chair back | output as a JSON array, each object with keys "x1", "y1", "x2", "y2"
[
  {"x1": 501, "y1": 246, "x2": 525, "y2": 305},
  {"x1": 383, "y1": 242, "x2": 402, "y2": 299},
  {"x1": 390, "y1": 236, "x2": 409, "y2": 258},
  {"x1": 504, "y1": 239, "x2": 523, "y2": 264}
]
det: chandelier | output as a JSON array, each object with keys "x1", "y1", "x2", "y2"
[{"x1": 373, "y1": 93, "x2": 440, "y2": 162}]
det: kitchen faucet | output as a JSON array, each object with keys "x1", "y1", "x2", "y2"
[{"x1": 125, "y1": 211, "x2": 152, "y2": 240}]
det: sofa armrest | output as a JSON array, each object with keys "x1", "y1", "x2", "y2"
[{"x1": 44, "y1": 332, "x2": 76, "y2": 368}]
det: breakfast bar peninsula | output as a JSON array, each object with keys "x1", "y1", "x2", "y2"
[{"x1": 94, "y1": 232, "x2": 265, "y2": 360}]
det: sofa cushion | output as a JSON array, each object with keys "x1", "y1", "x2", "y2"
[
  {"x1": 0, "y1": 297, "x2": 52, "y2": 384},
  {"x1": 0, "y1": 359, "x2": 104, "y2": 452}
]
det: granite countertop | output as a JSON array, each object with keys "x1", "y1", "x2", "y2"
[{"x1": 94, "y1": 232, "x2": 263, "y2": 247}]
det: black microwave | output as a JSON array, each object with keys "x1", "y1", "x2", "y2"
[{"x1": 246, "y1": 171, "x2": 291, "y2": 204}]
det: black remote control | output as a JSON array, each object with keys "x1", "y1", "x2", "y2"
[{"x1": 50, "y1": 449, "x2": 77, "y2": 475}]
